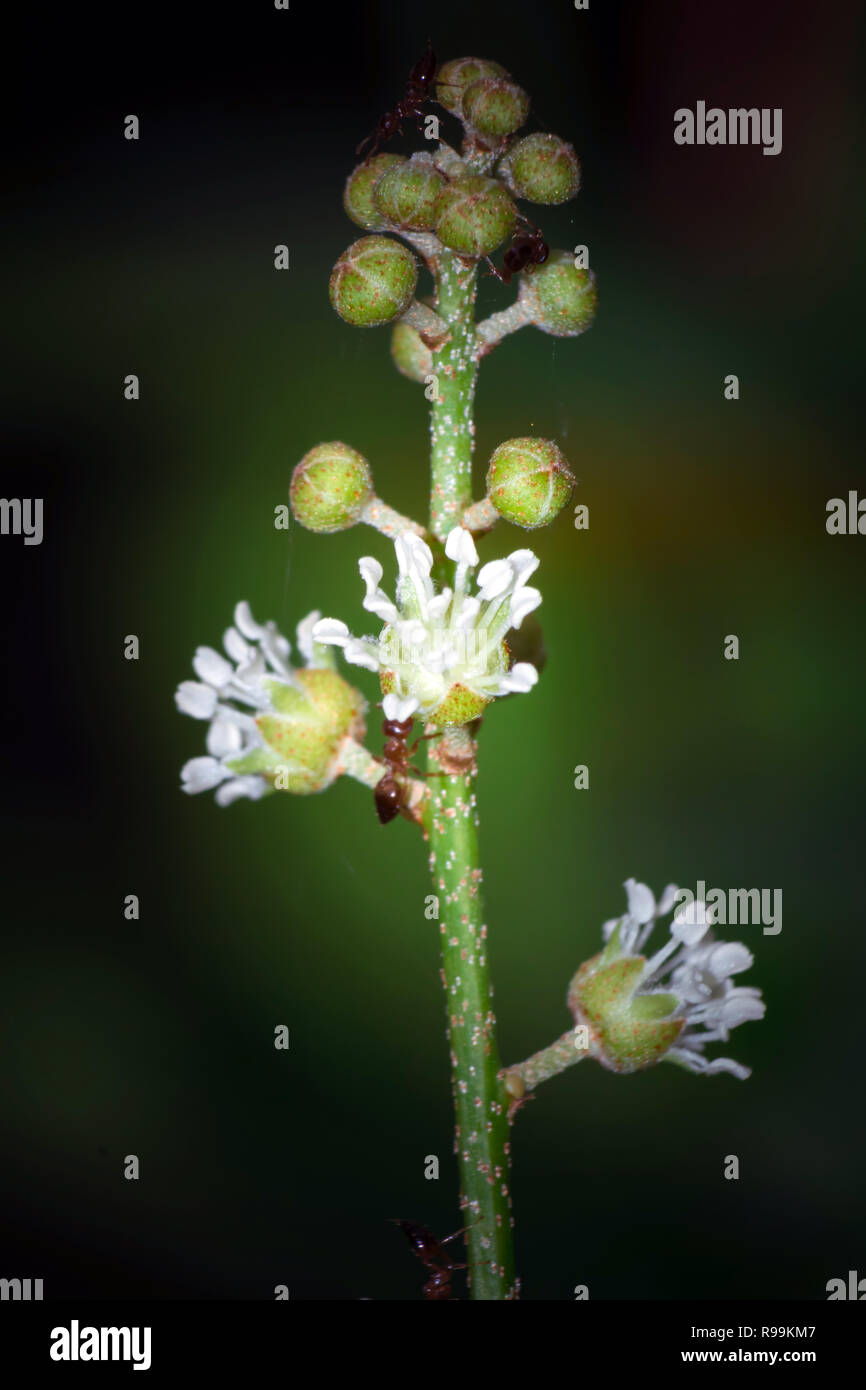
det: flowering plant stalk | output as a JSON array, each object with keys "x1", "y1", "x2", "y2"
[{"x1": 175, "y1": 52, "x2": 764, "y2": 1300}]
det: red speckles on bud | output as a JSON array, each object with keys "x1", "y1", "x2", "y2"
[
  {"x1": 329, "y1": 235, "x2": 418, "y2": 327},
  {"x1": 462, "y1": 78, "x2": 530, "y2": 140},
  {"x1": 435, "y1": 176, "x2": 517, "y2": 257}
]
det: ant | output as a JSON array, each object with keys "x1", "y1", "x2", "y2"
[
  {"x1": 486, "y1": 224, "x2": 549, "y2": 285},
  {"x1": 374, "y1": 701, "x2": 439, "y2": 824},
  {"x1": 357, "y1": 38, "x2": 440, "y2": 159},
  {"x1": 392, "y1": 1218, "x2": 477, "y2": 1300}
]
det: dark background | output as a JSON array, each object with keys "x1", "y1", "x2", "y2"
[{"x1": 2, "y1": 0, "x2": 864, "y2": 1299}]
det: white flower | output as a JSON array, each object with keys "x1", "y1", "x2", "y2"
[
  {"x1": 596, "y1": 879, "x2": 765, "y2": 1079},
  {"x1": 175, "y1": 604, "x2": 324, "y2": 806},
  {"x1": 311, "y1": 527, "x2": 542, "y2": 723}
]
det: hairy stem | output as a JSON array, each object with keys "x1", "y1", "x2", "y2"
[
  {"x1": 503, "y1": 1028, "x2": 591, "y2": 1096},
  {"x1": 426, "y1": 731, "x2": 517, "y2": 1299},
  {"x1": 427, "y1": 253, "x2": 518, "y2": 1299},
  {"x1": 429, "y1": 250, "x2": 479, "y2": 543}
]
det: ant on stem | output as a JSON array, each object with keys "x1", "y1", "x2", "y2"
[
  {"x1": 392, "y1": 1217, "x2": 480, "y2": 1300},
  {"x1": 373, "y1": 697, "x2": 440, "y2": 825}
]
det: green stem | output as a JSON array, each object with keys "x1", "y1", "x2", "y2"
[
  {"x1": 429, "y1": 250, "x2": 479, "y2": 543},
  {"x1": 426, "y1": 249, "x2": 517, "y2": 1300},
  {"x1": 426, "y1": 731, "x2": 517, "y2": 1300},
  {"x1": 504, "y1": 1028, "x2": 591, "y2": 1095}
]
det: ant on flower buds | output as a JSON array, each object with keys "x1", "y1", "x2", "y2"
[
  {"x1": 486, "y1": 225, "x2": 549, "y2": 285},
  {"x1": 392, "y1": 1217, "x2": 477, "y2": 1300},
  {"x1": 357, "y1": 38, "x2": 440, "y2": 159}
]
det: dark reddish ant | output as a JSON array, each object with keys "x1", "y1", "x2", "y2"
[
  {"x1": 392, "y1": 1218, "x2": 478, "y2": 1300},
  {"x1": 357, "y1": 38, "x2": 440, "y2": 158},
  {"x1": 486, "y1": 225, "x2": 549, "y2": 285},
  {"x1": 374, "y1": 709, "x2": 416, "y2": 824},
  {"x1": 373, "y1": 695, "x2": 444, "y2": 824}
]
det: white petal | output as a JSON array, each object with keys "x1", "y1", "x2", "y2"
[
  {"x1": 672, "y1": 899, "x2": 711, "y2": 946},
  {"x1": 234, "y1": 601, "x2": 267, "y2": 640},
  {"x1": 426, "y1": 590, "x2": 453, "y2": 622},
  {"x1": 261, "y1": 632, "x2": 292, "y2": 676},
  {"x1": 498, "y1": 662, "x2": 538, "y2": 694},
  {"x1": 445, "y1": 527, "x2": 478, "y2": 567},
  {"x1": 358, "y1": 556, "x2": 384, "y2": 592},
  {"x1": 180, "y1": 756, "x2": 228, "y2": 793},
  {"x1": 206, "y1": 717, "x2": 244, "y2": 758},
  {"x1": 702, "y1": 1057, "x2": 752, "y2": 1080},
  {"x1": 175, "y1": 681, "x2": 218, "y2": 720},
  {"x1": 295, "y1": 610, "x2": 321, "y2": 664},
  {"x1": 656, "y1": 883, "x2": 679, "y2": 916},
  {"x1": 192, "y1": 646, "x2": 234, "y2": 688},
  {"x1": 343, "y1": 640, "x2": 381, "y2": 672},
  {"x1": 624, "y1": 878, "x2": 656, "y2": 926},
  {"x1": 383, "y1": 693, "x2": 419, "y2": 723},
  {"x1": 312, "y1": 618, "x2": 351, "y2": 645},
  {"x1": 476, "y1": 560, "x2": 513, "y2": 600},
  {"x1": 509, "y1": 586, "x2": 542, "y2": 629},
  {"x1": 223, "y1": 626, "x2": 251, "y2": 664},
  {"x1": 363, "y1": 591, "x2": 399, "y2": 622},
  {"x1": 453, "y1": 596, "x2": 481, "y2": 629},
  {"x1": 717, "y1": 995, "x2": 766, "y2": 1029},
  {"x1": 705, "y1": 941, "x2": 754, "y2": 979},
  {"x1": 214, "y1": 775, "x2": 268, "y2": 806},
  {"x1": 507, "y1": 548, "x2": 540, "y2": 588}
]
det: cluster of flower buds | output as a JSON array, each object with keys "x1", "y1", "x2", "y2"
[{"x1": 332, "y1": 54, "x2": 597, "y2": 344}]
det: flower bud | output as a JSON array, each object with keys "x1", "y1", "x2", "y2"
[
  {"x1": 343, "y1": 154, "x2": 406, "y2": 229},
  {"x1": 373, "y1": 157, "x2": 447, "y2": 231},
  {"x1": 486, "y1": 437, "x2": 575, "y2": 529},
  {"x1": 462, "y1": 78, "x2": 529, "y2": 139},
  {"x1": 239, "y1": 668, "x2": 366, "y2": 795},
  {"x1": 290, "y1": 442, "x2": 374, "y2": 533},
  {"x1": 435, "y1": 57, "x2": 509, "y2": 116},
  {"x1": 329, "y1": 235, "x2": 418, "y2": 328},
  {"x1": 390, "y1": 319, "x2": 434, "y2": 383},
  {"x1": 435, "y1": 176, "x2": 516, "y2": 257},
  {"x1": 519, "y1": 250, "x2": 597, "y2": 337},
  {"x1": 498, "y1": 133, "x2": 581, "y2": 204}
]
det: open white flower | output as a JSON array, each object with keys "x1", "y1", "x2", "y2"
[
  {"x1": 175, "y1": 603, "x2": 365, "y2": 804},
  {"x1": 312, "y1": 527, "x2": 541, "y2": 724},
  {"x1": 571, "y1": 879, "x2": 765, "y2": 1079}
]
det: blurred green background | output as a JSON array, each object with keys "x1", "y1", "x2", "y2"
[{"x1": 2, "y1": 0, "x2": 864, "y2": 1298}]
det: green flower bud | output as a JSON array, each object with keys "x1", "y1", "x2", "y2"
[
  {"x1": 486, "y1": 437, "x2": 575, "y2": 529},
  {"x1": 229, "y1": 669, "x2": 366, "y2": 795},
  {"x1": 290, "y1": 442, "x2": 374, "y2": 533},
  {"x1": 343, "y1": 154, "x2": 406, "y2": 229},
  {"x1": 329, "y1": 235, "x2": 418, "y2": 327},
  {"x1": 520, "y1": 250, "x2": 598, "y2": 337},
  {"x1": 435, "y1": 57, "x2": 509, "y2": 116},
  {"x1": 435, "y1": 176, "x2": 516, "y2": 257},
  {"x1": 462, "y1": 78, "x2": 529, "y2": 139},
  {"x1": 373, "y1": 157, "x2": 447, "y2": 230},
  {"x1": 390, "y1": 319, "x2": 434, "y2": 383},
  {"x1": 567, "y1": 926, "x2": 684, "y2": 1075},
  {"x1": 498, "y1": 133, "x2": 581, "y2": 204}
]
